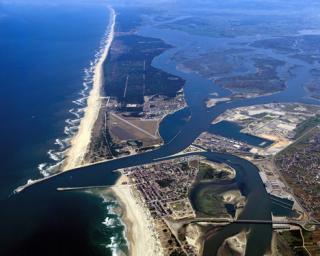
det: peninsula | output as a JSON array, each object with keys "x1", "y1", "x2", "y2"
[{"x1": 63, "y1": 8, "x2": 116, "y2": 170}]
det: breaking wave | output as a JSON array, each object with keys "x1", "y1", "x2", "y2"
[
  {"x1": 106, "y1": 236, "x2": 120, "y2": 256},
  {"x1": 100, "y1": 196, "x2": 128, "y2": 256},
  {"x1": 37, "y1": 8, "x2": 115, "y2": 177}
]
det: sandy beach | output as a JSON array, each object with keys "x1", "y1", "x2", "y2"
[
  {"x1": 206, "y1": 97, "x2": 230, "y2": 108},
  {"x1": 111, "y1": 175, "x2": 163, "y2": 256},
  {"x1": 218, "y1": 230, "x2": 247, "y2": 256},
  {"x1": 63, "y1": 8, "x2": 116, "y2": 171}
]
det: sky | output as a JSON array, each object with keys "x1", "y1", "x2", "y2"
[
  {"x1": 2, "y1": 0, "x2": 320, "y2": 12},
  {"x1": 0, "y1": 0, "x2": 173, "y2": 4},
  {"x1": 0, "y1": 0, "x2": 317, "y2": 4}
]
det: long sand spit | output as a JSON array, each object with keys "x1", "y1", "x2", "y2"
[
  {"x1": 112, "y1": 175, "x2": 163, "y2": 256},
  {"x1": 63, "y1": 7, "x2": 116, "y2": 171}
]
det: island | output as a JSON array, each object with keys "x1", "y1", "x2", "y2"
[
  {"x1": 112, "y1": 155, "x2": 244, "y2": 256},
  {"x1": 9, "y1": 2, "x2": 320, "y2": 256},
  {"x1": 47, "y1": 5, "x2": 320, "y2": 256}
]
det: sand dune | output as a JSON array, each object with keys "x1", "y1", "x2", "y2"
[
  {"x1": 112, "y1": 175, "x2": 163, "y2": 256},
  {"x1": 63, "y1": 8, "x2": 116, "y2": 171}
]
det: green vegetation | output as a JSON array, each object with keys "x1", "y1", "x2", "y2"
[
  {"x1": 170, "y1": 249, "x2": 187, "y2": 256},
  {"x1": 197, "y1": 163, "x2": 216, "y2": 180},
  {"x1": 276, "y1": 122, "x2": 318, "y2": 158},
  {"x1": 293, "y1": 114, "x2": 320, "y2": 139},
  {"x1": 276, "y1": 230, "x2": 308, "y2": 256},
  {"x1": 275, "y1": 126, "x2": 320, "y2": 220},
  {"x1": 215, "y1": 57, "x2": 286, "y2": 95},
  {"x1": 197, "y1": 163, "x2": 229, "y2": 181},
  {"x1": 302, "y1": 230, "x2": 313, "y2": 241},
  {"x1": 193, "y1": 186, "x2": 228, "y2": 217},
  {"x1": 104, "y1": 34, "x2": 184, "y2": 105},
  {"x1": 180, "y1": 162, "x2": 189, "y2": 171},
  {"x1": 280, "y1": 230, "x2": 302, "y2": 246},
  {"x1": 158, "y1": 9, "x2": 305, "y2": 38},
  {"x1": 252, "y1": 112, "x2": 268, "y2": 119},
  {"x1": 156, "y1": 178, "x2": 174, "y2": 188},
  {"x1": 302, "y1": 229, "x2": 320, "y2": 255}
]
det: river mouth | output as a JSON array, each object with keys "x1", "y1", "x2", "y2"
[
  {"x1": 2, "y1": 4, "x2": 320, "y2": 256},
  {"x1": 134, "y1": 20, "x2": 318, "y2": 254},
  {"x1": 196, "y1": 153, "x2": 272, "y2": 255}
]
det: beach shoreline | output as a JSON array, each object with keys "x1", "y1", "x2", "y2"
[
  {"x1": 63, "y1": 7, "x2": 116, "y2": 171},
  {"x1": 111, "y1": 174, "x2": 163, "y2": 256}
]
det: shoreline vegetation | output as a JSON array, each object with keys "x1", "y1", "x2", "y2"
[
  {"x1": 46, "y1": 6, "x2": 250, "y2": 256},
  {"x1": 13, "y1": 5, "x2": 275, "y2": 255},
  {"x1": 63, "y1": 8, "x2": 116, "y2": 171},
  {"x1": 57, "y1": 12, "x2": 247, "y2": 251},
  {"x1": 80, "y1": 8, "x2": 186, "y2": 164},
  {"x1": 83, "y1": 33, "x2": 186, "y2": 162}
]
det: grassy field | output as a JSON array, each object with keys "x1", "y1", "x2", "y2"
[
  {"x1": 192, "y1": 185, "x2": 229, "y2": 217},
  {"x1": 275, "y1": 230, "x2": 308, "y2": 256},
  {"x1": 197, "y1": 162, "x2": 231, "y2": 181},
  {"x1": 293, "y1": 114, "x2": 320, "y2": 139}
]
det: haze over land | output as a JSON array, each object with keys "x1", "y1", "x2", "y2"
[{"x1": 1, "y1": 0, "x2": 320, "y2": 255}]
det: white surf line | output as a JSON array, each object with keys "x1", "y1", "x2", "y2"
[
  {"x1": 14, "y1": 171, "x2": 62, "y2": 194},
  {"x1": 63, "y1": 7, "x2": 116, "y2": 171},
  {"x1": 110, "y1": 112, "x2": 158, "y2": 139}
]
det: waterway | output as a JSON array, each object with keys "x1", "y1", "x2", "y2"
[
  {"x1": 2, "y1": 10, "x2": 320, "y2": 256},
  {"x1": 208, "y1": 121, "x2": 273, "y2": 148}
]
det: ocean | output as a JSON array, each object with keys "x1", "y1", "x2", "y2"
[
  {"x1": 0, "y1": 3, "x2": 127, "y2": 255},
  {"x1": 2, "y1": 2, "x2": 319, "y2": 255}
]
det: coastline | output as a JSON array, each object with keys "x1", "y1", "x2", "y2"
[
  {"x1": 218, "y1": 230, "x2": 247, "y2": 256},
  {"x1": 63, "y1": 7, "x2": 116, "y2": 171},
  {"x1": 111, "y1": 175, "x2": 163, "y2": 256}
]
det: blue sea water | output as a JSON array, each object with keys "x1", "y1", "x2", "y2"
[
  {"x1": 0, "y1": 2, "x2": 316, "y2": 255},
  {"x1": 0, "y1": 3, "x2": 127, "y2": 254},
  {"x1": 0, "y1": 2, "x2": 104, "y2": 195}
]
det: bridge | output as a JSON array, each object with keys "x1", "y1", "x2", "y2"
[{"x1": 188, "y1": 217, "x2": 320, "y2": 230}]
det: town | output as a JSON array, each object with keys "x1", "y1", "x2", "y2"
[
  {"x1": 117, "y1": 155, "x2": 244, "y2": 256},
  {"x1": 192, "y1": 102, "x2": 320, "y2": 254},
  {"x1": 119, "y1": 156, "x2": 200, "y2": 255}
]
